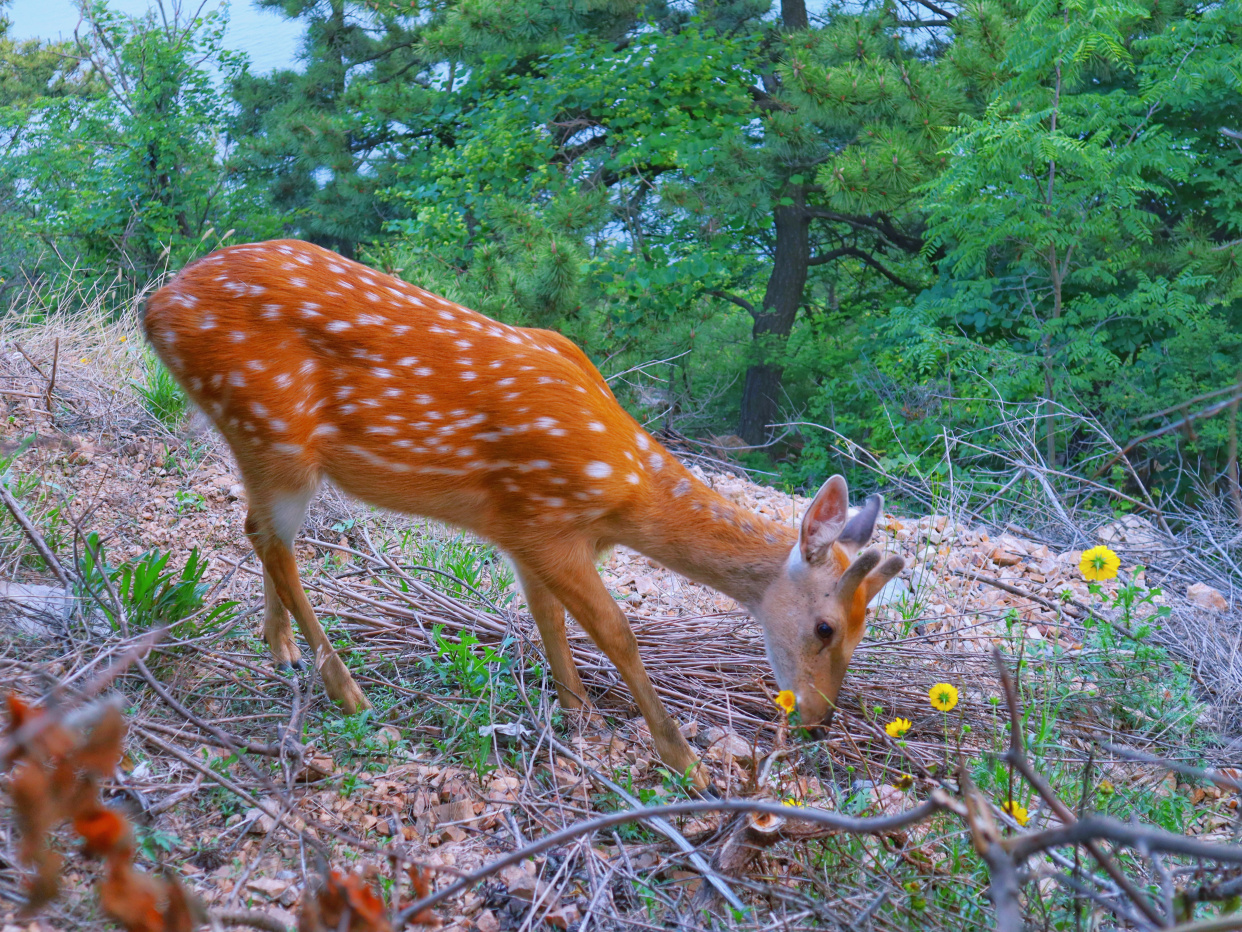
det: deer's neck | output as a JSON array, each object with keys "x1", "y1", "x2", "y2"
[{"x1": 620, "y1": 466, "x2": 797, "y2": 609}]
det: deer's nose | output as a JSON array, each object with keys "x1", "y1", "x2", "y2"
[{"x1": 802, "y1": 707, "x2": 835, "y2": 741}]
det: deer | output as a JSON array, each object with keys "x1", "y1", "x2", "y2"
[{"x1": 142, "y1": 240, "x2": 905, "y2": 791}]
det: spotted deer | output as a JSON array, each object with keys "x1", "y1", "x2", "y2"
[{"x1": 142, "y1": 240, "x2": 904, "y2": 789}]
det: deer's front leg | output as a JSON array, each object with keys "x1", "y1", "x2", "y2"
[
  {"x1": 513, "y1": 561, "x2": 586, "y2": 709},
  {"x1": 532, "y1": 548, "x2": 707, "y2": 791}
]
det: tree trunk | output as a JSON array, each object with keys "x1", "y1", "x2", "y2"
[
  {"x1": 737, "y1": 193, "x2": 810, "y2": 445},
  {"x1": 736, "y1": 0, "x2": 810, "y2": 447},
  {"x1": 781, "y1": 0, "x2": 808, "y2": 31}
]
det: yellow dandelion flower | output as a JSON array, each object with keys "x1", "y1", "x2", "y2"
[
  {"x1": 774, "y1": 690, "x2": 796, "y2": 715},
  {"x1": 1001, "y1": 800, "x2": 1030, "y2": 826},
  {"x1": 782, "y1": 798, "x2": 805, "y2": 807},
  {"x1": 894, "y1": 773, "x2": 914, "y2": 790},
  {"x1": 1079, "y1": 546, "x2": 1120, "y2": 582},
  {"x1": 929, "y1": 683, "x2": 959, "y2": 712},
  {"x1": 885, "y1": 717, "x2": 912, "y2": 738}
]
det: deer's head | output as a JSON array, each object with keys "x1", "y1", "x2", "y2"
[{"x1": 755, "y1": 475, "x2": 904, "y2": 730}]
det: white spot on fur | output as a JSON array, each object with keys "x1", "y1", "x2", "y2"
[{"x1": 585, "y1": 461, "x2": 612, "y2": 479}]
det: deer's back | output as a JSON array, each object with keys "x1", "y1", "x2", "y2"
[{"x1": 144, "y1": 240, "x2": 670, "y2": 540}]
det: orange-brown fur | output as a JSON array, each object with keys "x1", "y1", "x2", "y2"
[{"x1": 143, "y1": 240, "x2": 902, "y2": 787}]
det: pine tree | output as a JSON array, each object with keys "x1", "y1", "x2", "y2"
[{"x1": 229, "y1": 0, "x2": 439, "y2": 258}]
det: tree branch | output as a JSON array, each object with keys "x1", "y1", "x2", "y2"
[
  {"x1": 1008, "y1": 817, "x2": 1242, "y2": 866},
  {"x1": 709, "y1": 290, "x2": 757, "y2": 315},
  {"x1": 909, "y1": 0, "x2": 956, "y2": 21},
  {"x1": 805, "y1": 207, "x2": 924, "y2": 253},
  {"x1": 809, "y1": 245, "x2": 921, "y2": 292}
]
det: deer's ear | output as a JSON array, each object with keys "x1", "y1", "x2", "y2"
[
  {"x1": 836, "y1": 493, "x2": 883, "y2": 559},
  {"x1": 863, "y1": 554, "x2": 906, "y2": 603},
  {"x1": 800, "y1": 475, "x2": 849, "y2": 565}
]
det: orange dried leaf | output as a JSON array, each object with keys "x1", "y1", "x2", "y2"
[
  {"x1": 75, "y1": 703, "x2": 127, "y2": 777},
  {"x1": 403, "y1": 866, "x2": 440, "y2": 928},
  {"x1": 299, "y1": 871, "x2": 392, "y2": 932},
  {"x1": 6, "y1": 692, "x2": 31, "y2": 731},
  {"x1": 10, "y1": 761, "x2": 61, "y2": 906},
  {"x1": 160, "y1": 874, "x2": 201, "y2": 932},
  {"x1": 100, "y1": 851, "x2": 166, "y2": 932},
  {"x1": 23, "y1": 849, "x2": 63, "y2": 912},
  {"x1": 75, "y1": 807, "x2": 130, "y2": 855}
]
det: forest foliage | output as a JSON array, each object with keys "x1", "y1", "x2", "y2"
[{"x1": 1, "y1": 0, "x2": 1239, "y2": 499}]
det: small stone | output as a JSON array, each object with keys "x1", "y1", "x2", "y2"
[
  {"x1": 991, "y1": 547, "x2": 1023, "y2": 567},
  {"x1": 701, "y1": 727, "x2": 752, "y2": 761},
  {"x1": 1187, "y1": 583, "x2": 1228, "y2": 613},
  {"x1": 432, "y1": 799, "x2": 474, "y2": 825},
  {"x1": 244, "y1": 806, "x2": 276, "y2": 835},
  {"x1": 228, "y1": 483, "x2": 245, "y2": 501},
  {"x1": 246, "y1": 877, "x2": 292, "y2": 900},
  {"x1": 871, "y1": 576, "x2": 909, "y2": 607},
  {"x1": 500, "y1": 863, "x2": 547, "y2": 902},
  {"x1": 376, "y1": 724, "x2": 402, "y2": 746},
  {"x1": 0, "y1": 582, "x2": 73, "y2": 638},
  {"x1": 476, "y1": 911, "x2": 500, "y2": 932},
  {"x1": 545, "y1": 905, "x2": 581, "y2": 929}
]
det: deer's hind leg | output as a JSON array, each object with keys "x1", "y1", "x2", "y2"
[{"x1": 244, "y1": 477, "x2": 370, "y2": 713}]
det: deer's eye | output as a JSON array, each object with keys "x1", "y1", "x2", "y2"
[{"x1": 815, "y1": 622, "x2": 835, "y2": 641}]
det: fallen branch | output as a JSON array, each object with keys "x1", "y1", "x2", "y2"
[
  {"x1": 536, "y1": 724, "x2": 746, "y2": 912},
  {"x1": 392, "y1": 794, "x2": 952, "y2": 928},
  {"x1": 0, "y1": 481, "x2": 74, "y2": 589},
  {"x1": 956, "y1": 569, "x2": 1142, "y2": 641}
]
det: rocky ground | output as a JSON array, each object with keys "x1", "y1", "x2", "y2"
[{"x1": 2, "y1": 320, "x2": 1241, "y2": 932}]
